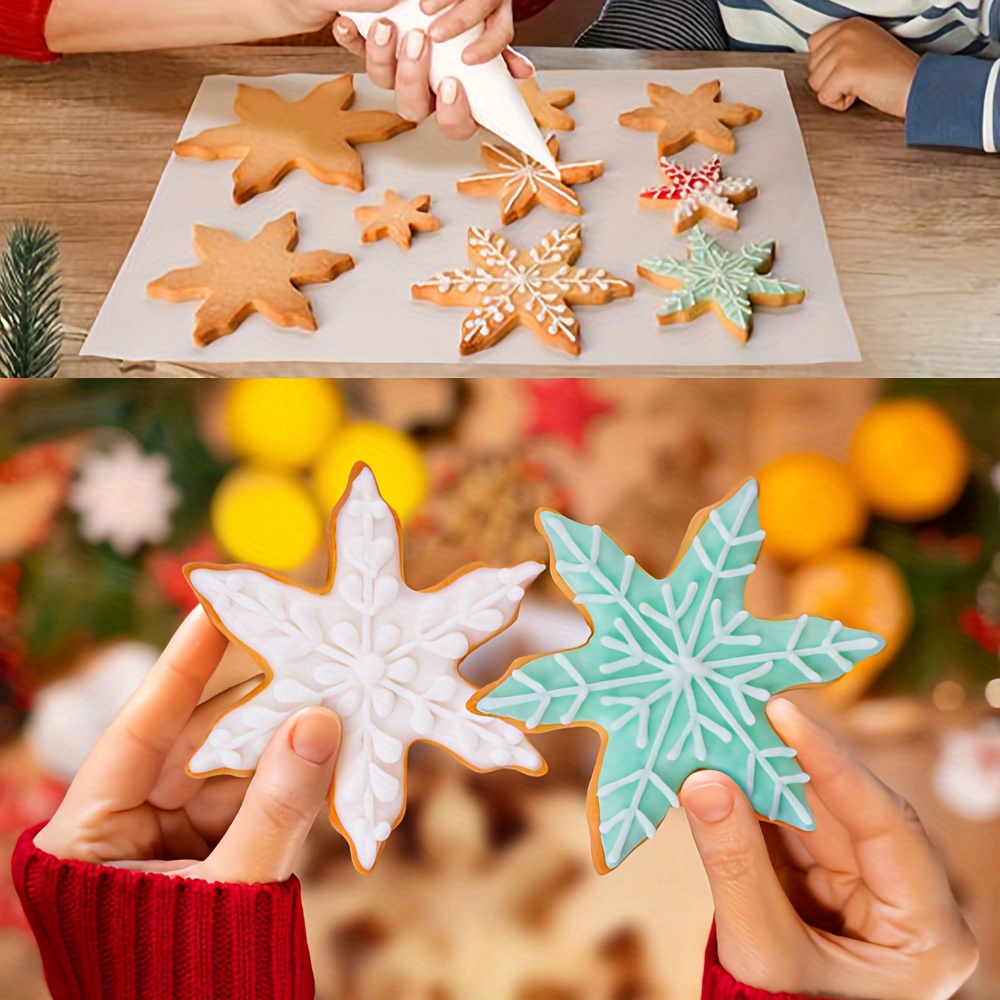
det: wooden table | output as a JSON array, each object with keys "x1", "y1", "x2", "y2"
[{"x1": 2, "y1": 45, "x2": 998, "y2": 377}]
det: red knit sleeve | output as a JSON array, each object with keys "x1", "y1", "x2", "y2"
[
  {"x1": 13, "y1": 824, "x2": 315, "y2": 1000},
  {"x1": 703, "y1": 923, "x2": 836, "y2": 1000},
  {"x1": 0, "y1": 0, "x2": 60, "y2": 62}
]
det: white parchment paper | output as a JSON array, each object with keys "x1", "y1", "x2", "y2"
[{"x1": 82, "y1": 68, "x2": 860, "y2": 368}]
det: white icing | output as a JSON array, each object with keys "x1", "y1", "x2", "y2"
[
  {"x1": 189, "y1": 466, "x2": 544, "y2": 870},
  {"x1": 641, "y1": 156, "x2": 756, "y2": 232}
]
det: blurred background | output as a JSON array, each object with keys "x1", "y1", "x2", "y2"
[{"x1": 0, "y1": 378, "x2": 997, "y2": 999}]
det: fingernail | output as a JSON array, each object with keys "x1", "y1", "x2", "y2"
[
  {"x1": 334, "y1": 21, "x2": 350, "y2": 37},
  {"x1": 440, "y1": 77, "x2": 458, "y2": 105},
  {"x1": 291, "y1": 709, "x2": 340, "y2": 765},
  {"x1": 404, "y1": 30, "x2": 426, "y2": 60},
  {"x1": 685, "y1": 782, "x2": 735, "y2": 824},
  {"x1": 373, "y1": 21, "x2": 393, "y2": 47}
]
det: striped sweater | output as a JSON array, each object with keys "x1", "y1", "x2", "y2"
[{"x1": 719, "y1": 0, "x2": 1000, "y2": 151}]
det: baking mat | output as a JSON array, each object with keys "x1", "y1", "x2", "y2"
[{"x1": 81, "y1": 68, "x2": 859, "y2": 368}]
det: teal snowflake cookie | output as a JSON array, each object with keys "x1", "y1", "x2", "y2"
[
  {"x1": 472, "y1": 481, "x2": 885, "y2": 873},
  {"x1": 637, "y1": 227, "x2": 805, "y2": 344}
]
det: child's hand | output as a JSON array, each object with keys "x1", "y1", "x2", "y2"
[
  {"x1": 680, "y1": 699, "x2": 979, "y2": 1000},
  {"x1": 33, "y1": 608, "x2": 342, "y2": 885},
  {"x1": 807, "y1": 18, "x2": 920, "y2": 119},
  {"x1": 332, "y1": 1, "x2": 534, "y2": 140}
]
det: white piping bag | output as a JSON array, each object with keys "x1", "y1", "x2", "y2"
[{"x1": 345, "y1": 0, "x2": 559, "y2": 174}]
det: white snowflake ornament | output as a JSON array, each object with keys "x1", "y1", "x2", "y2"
[
  {"x1": 186, "y1": 464, "x2": 546, "y2": 872},
  {"x1": 473, "y1": 481, "x2": 885, "y2": 872},
  {"x1": 68, "y1": 438, "x2": 181, "y2": 557}
]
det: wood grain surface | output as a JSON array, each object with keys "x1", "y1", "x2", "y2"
[{"x1": 1, "y1": 46, "x2": 998, "y2": 377}]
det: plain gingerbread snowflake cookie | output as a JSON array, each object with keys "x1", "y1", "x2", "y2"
[
  {"x1": 472, "y1": 480, "x2": 885, "y2": 873},
  {"x1": 186, "y1": 464, "x2": 546, "y2": 872}
]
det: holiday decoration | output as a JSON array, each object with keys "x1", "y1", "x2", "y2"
[
  {"x1": 849, "y1": 398, "x2": 970, "y2": 522},
  {"x1": 523, "y1": 380, "x2": 615, "y2": 452},
  {"x1": 0, "y1": 442, "x2": 76, "y2": 562},
  {"x1": 414, "y1": 225, "x2": 634, "y2": 356},
  {"x1": 68, "y1": 439, "x2": 181, "y2": 558},
  {"x1": 313, "y1": 422, "x2": 429, "y2": 525},
  {"x1": 756, "y1": 452, "x2": 868, "y2": 565},
  {"x1": 788, "y1": 548, "x2": 914, "y2": 705},
  {"x1": 224, "y1": 379, "x2": 346, "y2": 471},
  {"x1": 932, "y1": 721, "x2": 1000, "y2": 822},
  {"x1": 187, "y1": 465, "x2": 546, "y2": 872},
  {"x1": 211, "y1": 466, "x2": 323, "y2": 571},
  {"x1": 638, "y1": 228, "x2": 804, "y2": 342},
  {"x1": 639, "y1": 156, "x2": 757, "y2": 234},
  {"x1": 475, "y1": 481, "x2": 885, "y2": 871},
  {"x1": 0, "y1": 222, "x2": 63, "y2": 378},
  {"x1": 147, "y1": 537, "x2": 224, "y2": 614}
]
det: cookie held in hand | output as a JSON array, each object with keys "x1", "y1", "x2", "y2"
[
  {"x1": 412, "y1": 224, "x2": 634, "y2": 356},
  {"x1": 147, "y1": 212, "x2": 354, "y2": 347},
  {"x1": 174, "y1": 76, "x2": 415, "y2": 202},
  {"x1": 185, "y1": 464, "x2": 546, "y2": 873},
  {"x1": 472, "y1": 481, "x2": 885, "y2": 872},
  {"x1": 620, "y1": 80, "x2": 762, "y2": 157}
]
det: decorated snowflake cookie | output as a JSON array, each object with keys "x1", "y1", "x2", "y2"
[
  {"x1": 186, "y1": 464, "x2": 546, "y2": 872},
  {"x1": 413, "y1": 225, "x2": 634, "y2": 356},
  {"x1": 640, "y1": 156, "x2": 757, "y2": 234},
  {"x1": 637, "y1": 227, "x2": 805, "y2": 344},
  {"x1": 473, "y1": 481, "x2": 885, "y2": 872}
]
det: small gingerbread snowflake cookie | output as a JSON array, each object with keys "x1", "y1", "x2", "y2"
[
  {"x1": 185, "y1": 464, "x2": 546, "y2": 872},
  {"x1": 472, "y1": 481, "x2": 885, "y2": 873}
]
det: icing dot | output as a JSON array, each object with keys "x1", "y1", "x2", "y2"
[
  {"x1": 490, "y1": 748, "x2": 513, "y2": 766},
  {"x1": 503, "y1": 726, "x2": 522, "y2": 745},
  {"x1": 374, "y1": 822, "x2": 392, "y2": 842},
  {"x1": 355, "y1": 654, "x2": 388, "y2": 685},
  {"x1": 507, "y1": 587, "x2": 525, "y2": 602},
  {"x1": 222, "y1": 751, "x2": 242, "y2": 770},
  {"x1": 208, "y1": 729, "x2": 231, "y2": 746}
]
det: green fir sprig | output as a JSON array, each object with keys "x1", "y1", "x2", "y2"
[{"x1": 0, "y1": 222, "x2": 64, "y2": 378}]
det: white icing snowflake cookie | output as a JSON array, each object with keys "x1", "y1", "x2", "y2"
[{"x1": 186, "y1": 464, "x2": 546, "y2": 872}]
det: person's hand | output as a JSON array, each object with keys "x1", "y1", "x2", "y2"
[
  {"x1": 807, "y1": 18, "x2": 920, "y2": 119},
  {"x1": 33, "y1": 608, "x2": 342, "y2": 885},
  {"x1": 332, "y1": 1, "x2": 534, "y2": 140},
  {"x1": 680, "y1": 699, "x2": 979, "y2": 1000}
]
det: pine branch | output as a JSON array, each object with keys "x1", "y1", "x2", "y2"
[{"x1": 0, "y1": 222, "x2": 63, "y2": 378}]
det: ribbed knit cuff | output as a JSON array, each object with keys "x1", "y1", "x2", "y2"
[
  {"x1": 13, "y1": 824, "x2": 315, "y2": 1000},
  {"x1": 0, "y1": 0, "x2": 60, "y2": 62},
  {"x1": 702, "y1": 923, "x2": 837, "y2": 1000}
]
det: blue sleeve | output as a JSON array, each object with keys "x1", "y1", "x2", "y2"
[{"x1": 906, "y1": 52, "x2": 1000, "y2": 152}]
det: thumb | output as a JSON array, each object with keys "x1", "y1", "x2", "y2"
[
  {"x1": 680, "y1": 771, "x2": 801, "y2": 976},
  {"x1": 201, "y1": 707, "x2": 341, "y2": 884}
]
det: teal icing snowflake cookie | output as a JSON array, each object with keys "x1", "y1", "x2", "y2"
[
  {"x1": 637, "y1": 227, "x2": 805, "y2": 344},
  {"x1": 471, "y1": 481, "x2": 885, "y2": 873}
]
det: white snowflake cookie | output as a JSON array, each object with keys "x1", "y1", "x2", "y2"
[{"x1": 186, "y1": 464, "x2": 546, "y2": 872}]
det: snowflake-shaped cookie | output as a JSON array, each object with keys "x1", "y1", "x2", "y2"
[
  {"x1": 640, "y1": 156, "x2": 757, "y2": 234},
  {"x1": 637, "y1": 227, "x2": 805, "y2": 343},
  {"x1": 412, "y1": 225, "x2": 634, "y2": 356},
  {"x1": 186, "y1": 464, "x2": 545, "y2": 872},
  {"x1": 473, "y1": 481, "x2": 885, "y2": 872},
  {"x1": 457, "y1": 136, "x2": 603, "y2": 225}
]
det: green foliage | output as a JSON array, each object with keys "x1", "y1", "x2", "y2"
[{"x1": 0, "y1": 223, "x2": 63, "y2": 378}]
